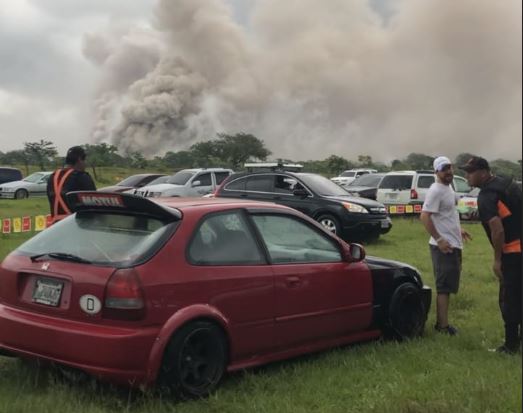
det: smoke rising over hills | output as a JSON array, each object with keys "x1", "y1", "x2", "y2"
[{"x1": 84, "y1": 0, "x2": 522, "y2": 160}]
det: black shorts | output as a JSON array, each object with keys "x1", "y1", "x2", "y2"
[{"x1": 430, "y1": 245, "x2": 462, "y2": 294}]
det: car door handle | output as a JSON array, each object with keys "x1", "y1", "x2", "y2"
[{"x1": 285, "y1": 276, "x2": 302, "y2": 287}]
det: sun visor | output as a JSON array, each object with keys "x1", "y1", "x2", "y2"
[{"x1": 66, "y1": 191, "x2": 182, "y2": 221}]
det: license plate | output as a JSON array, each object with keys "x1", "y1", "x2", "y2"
[
  {"x1": 386, "y1": 193, "x2": 398, "y2": 199},
  {"x1": 381, "y1": 220, "x2": 390, "y2": 228},
  {"x1": 33, "y1": 278, "x2": 64, "y2": 307}
]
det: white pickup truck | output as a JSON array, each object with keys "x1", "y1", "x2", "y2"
[
  {"x1": 130, "y1": 168, "x2": 233, "y2": 198},
  {"x1": 331, "y1": 169, "x2": 378, "y2": 187}
]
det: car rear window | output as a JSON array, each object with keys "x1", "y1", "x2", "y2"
[
  {"x1": 16, "y1": 212, "x2": 177, "y2": 266},
  {"x1": 340, "y1": 171, "x2": 356, "y2": 177},
  {"x1": 349, "y1": 174, "x2": 383, "y2": 187},
  {"x1": 379, "y1": 175, "x2": 413, "y2": 190},
  {"x1": 417, "y1": 175, "x2": 435, "y2": 189}
]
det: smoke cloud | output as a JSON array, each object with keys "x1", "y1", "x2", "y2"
[{"x1": 85, "y1": 0, "x2": 522, "y2": 161}]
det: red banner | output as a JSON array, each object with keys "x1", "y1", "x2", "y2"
[
  {"x1": 2, "y1": 219, "x2": 11, "y2": 234},
  {"x1": 22, "y1": 216, "x2": 31, "y2": 232},
  {"x1": 46, "y1": 214, "x2": 53, "y2": 228}
]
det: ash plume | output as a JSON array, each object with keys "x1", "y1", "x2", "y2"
[{"x1": 86, "y1": 0, "x2": 522, "y2": 161}]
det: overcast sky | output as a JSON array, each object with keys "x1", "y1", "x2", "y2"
[{"x1": 0, "y1": 0, "x2": 521, "y2": 162}]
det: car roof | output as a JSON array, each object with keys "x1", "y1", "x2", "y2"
[
  {"x1": 180, "y1": 168, "x2": 232, "y2": 173},
  {"x1": 383, "y1": 170, "x2": 433, "y2": 176},
  {"x1": 155, "y1": 196, "x2": 288, "y2": 212}
]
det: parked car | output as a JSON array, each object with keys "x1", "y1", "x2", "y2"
[
  {"x1": 0, "y1": 191, "x2": 431, "y2": 397},
  {"x1": 0, "y1": 167, "x2": 23, "y2": 185},
  {"x1": 215, "y1": 170, "x2": 392, "y2": 242},
  {"x1": 0, "y1": 171, "x2": 52, "y2": 199},
  {"x1": 331, "y1": 169, "x2": 378, "y2": 187},
  {"x1": 457, "y1": 187, "x2": 480, "y2": 220},
  {"x1": 345, "y1": 173, "x2": 386, "y2": 200},
  {"x1": 98, "y1": 173, "x2": 167, "y2": 193},
  {"x1": 376, "y1": 171, "x2": 471, "y2": 206},
  {"x1": 135, "y1": 168, "x2": 233, "y2": 198}
]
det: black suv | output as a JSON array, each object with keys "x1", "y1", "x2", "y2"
[
  {"x1": 0, "y1": 167, "x2": 23, "y2": 185},
  {"x1": 216, "y1": 171, "x2": 392, "y2": 242}
]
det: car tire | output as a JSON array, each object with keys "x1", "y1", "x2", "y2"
[
  {"x1": 316, "y1": 214, "x2": 341, "y2": 235},
  {"x1": 159, "y1": 321, "x2": 227, "y2": 399},
  {"x1": 386, "y1": 282, "x2": 427, "y2": 340},
  {"x1": 14, "y1": 189, "x2": 28, "y2": 199}
]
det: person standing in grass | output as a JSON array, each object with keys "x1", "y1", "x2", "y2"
[
  {"x1": 47, "y1": 146, "x2": 96, "y2": 224},
  {"x1": 460, "y1": 156, "x2": 522, "y2": 354},
  {"x1": 420, "y1": 156, "x2": 471, "y2": 335}
]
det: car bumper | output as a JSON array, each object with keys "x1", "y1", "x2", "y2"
[
  {"x1": 0, "y1": 192, "x2": 16, "y2": 199},
  {"x1": 0, "y1": 304, "x2": 159, "y2": 387},
  {"x1": 421, "y1": 285, "x2": 432, "y2": 317},
  {"x1": 343, "y1": 216, "x2": 392, "y2": 236}
]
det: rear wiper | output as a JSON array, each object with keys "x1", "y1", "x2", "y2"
[{"x1": 30, "y1": 252, "x2": 92, "y2": 264}]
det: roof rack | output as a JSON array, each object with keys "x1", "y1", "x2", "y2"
[{"x1": 244, "y1": 162, "x2": 304, "y2": 172}]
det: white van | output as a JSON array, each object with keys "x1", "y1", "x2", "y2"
[{"x1": 376, "y1": 171, "x2": 471, "y2": 206}]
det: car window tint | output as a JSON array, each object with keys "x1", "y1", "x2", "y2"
[
  {"x1": 188, "y1": 211, "x2": 264, "y2": 265},
  {"x1": 379, "y1": 175, "x2": 413, "y2": 190},
  {"x1": 417, "y1": 175, "x2": 435, "y2": 189},
  {"x1": 225, "y1": 177, "x2": 246, "y2": 191},
  {"x1": 214, "y1": 172, "x2": 230, "y2": 185},
  {"x1": 246, "y1": 175, "x2": 273, "y2": 192},
  {"x1": 252, "y1": 215, "x2": 341, "y2": 263},
  {"x1": 340, "y1": 171, "x2": 355, "y2": 177},
  {"x1": 274, "y1": 175, "x2": 297, "y2": 194},
  {"x1": 17, "y1": 212, "x2": 175, "y2": 266},
  {"x1": 194, "y1": 173, "x2": 212, "y2": 187}
]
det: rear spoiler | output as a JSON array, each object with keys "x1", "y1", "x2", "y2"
[{"x1": 66, "y1": 191, "x2": 182, "y2": 222}]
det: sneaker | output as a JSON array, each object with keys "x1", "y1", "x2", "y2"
[{"x1": 434, "y1": 324, "x2": 458, "y2": 336}]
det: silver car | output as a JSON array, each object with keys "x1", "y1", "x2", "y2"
[{"x1": 0, "y1": 171, "x2": 52, "y2": 199}]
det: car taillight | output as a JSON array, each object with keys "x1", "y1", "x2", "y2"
[
  {"x1": 104, "y1": 268, "x2": 145, "y2": 320},
  {"x1": 410, "y1": 189, "x2": 418, "y2": 199}
]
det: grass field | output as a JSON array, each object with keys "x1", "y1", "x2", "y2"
[{"x1": 0, "y1": 199, "x2": 521, "y2": 413}]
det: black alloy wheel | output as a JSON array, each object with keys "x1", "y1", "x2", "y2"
[
  {"x1": 316, "y1": 214, "x2": 341, "y2": 235},
  {"x1": 387, "y1": 282, "x2": 426, "y2": 340},
  {"x1": 160, "y1": 321, "x2": 227, "y2": 399}
]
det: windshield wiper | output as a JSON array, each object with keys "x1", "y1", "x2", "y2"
[{"x1": 30, "y1": 252, "x2": 92, "y2": 264}]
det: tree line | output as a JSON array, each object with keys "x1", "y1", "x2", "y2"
[{"x1": 0, "y1": 134, "x2": 521, "y2": 180}]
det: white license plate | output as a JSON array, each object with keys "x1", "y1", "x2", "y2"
[
  {"x1": 381, "y1": 220, "x2": 390, "y2": 228},
  {"x1": 386, "y1": 193, "x2": 398, "y2": 199},
  {"x1": 33, "y1": 278, "x2": 64, "y2": 307}
]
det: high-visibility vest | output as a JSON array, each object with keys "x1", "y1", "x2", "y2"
[{"x1": 50, "y1": 168, "x2": 75, "y2": 224}]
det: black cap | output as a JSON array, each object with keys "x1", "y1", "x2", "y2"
[
  {"x1": 459, "y1": 156, "x2": 490, "y2": 173},
  {"x1": 65, "y1": 146, "x2": 86, "y2": 165}
]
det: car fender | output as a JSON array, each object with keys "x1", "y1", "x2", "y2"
[{"x1": 144, "y1": 304, "x2": 230, "y2": 385}]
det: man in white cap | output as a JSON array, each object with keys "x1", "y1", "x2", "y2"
[{"x1": 420, "y1": 156, "x2": 471, "y2": 335}]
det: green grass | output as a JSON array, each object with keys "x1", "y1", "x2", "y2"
[{"x1": 0, "y1": 204, "x2": 521, "y2": 413}]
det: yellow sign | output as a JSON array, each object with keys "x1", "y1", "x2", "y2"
[
  {"x1": 389, "y1": 206, "x2": 397, "y2": 214},
  {"x1": 35, "y1": 215, "x2": 46, "y2": 231},
  {"x1": 406, "y1": 205, "x2": 414, "y2": 214},
  {"x1": 12, "y1": 217, "x2": 22, "y2": 233}
]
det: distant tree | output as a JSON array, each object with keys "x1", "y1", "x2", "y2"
[
  {"x1": 404, "y1": 153, "x2": 434, "y2": 171},
  {"x1": 2, "y1": 150, "x2": 31, "y2": 175},
  {"x1": 23, "y1": 140, "x2": 57, "y2": 170},
  {"x1": 490, "y1": 159, "x2": 522, "y2": 179},
  {"x1": 84, "y1": 143, "x2": 122, "y2": 180},
  {"x1": 391, "y1": 159, "x2": 408, "y2": 171},
  {"x1": 325, "y1": 155, "x2": 351, "y2": 176},
  {"x1": 357, "y1": 155, "x2": 372, "y2": 167},
  {"x1": 128, "y1": 152, "x2": 148, "y2": 169},
  {"x1": 163, "y1": 151, "x2": 195, "y2": 170},
  {"x1": 215, "y1": 133, "x2": 271, "y2": 170}
]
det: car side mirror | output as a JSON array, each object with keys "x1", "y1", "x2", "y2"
[
  {"x1": 191, "y1": 180, "x2": 201, "y2": 187},
  {"x1": 293, "y1": 188, "x2": 309, "y2": 197},
  {"x1": 344, "y1": 243, "x2": 366, "y2": 262}
]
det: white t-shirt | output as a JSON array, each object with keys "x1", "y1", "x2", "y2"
[{"x1": 422, "y1": 182, "x2": 462, "y2": 249}]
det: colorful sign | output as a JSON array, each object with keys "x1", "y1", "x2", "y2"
[
  {"x1": 2, "y1": 219, "x2": 11, "y2": 234},
  {"x1": 12, "y1": 218, "x2": 22, "y2": 233},
  {"x1": 35, "y1": 215, "x2": 46, "y2": 232},
  {"x1": 22, "y1": 216, "x2": 31, "y2": 232}
]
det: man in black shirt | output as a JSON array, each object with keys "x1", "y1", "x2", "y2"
[
  {"x1": 461, "y1": 156, "x2": 522, "y2": 354},
  {"x1": 47, "y1": 146, "x2": 97, "y2": 224}
]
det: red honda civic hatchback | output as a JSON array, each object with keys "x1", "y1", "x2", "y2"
[{"x1": 0, "y1": 192, "x2": 431, "y2": 398}]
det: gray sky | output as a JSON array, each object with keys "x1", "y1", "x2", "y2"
[{"x1": 0, "y1": 0, "x2": 521, "y2": 162}]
